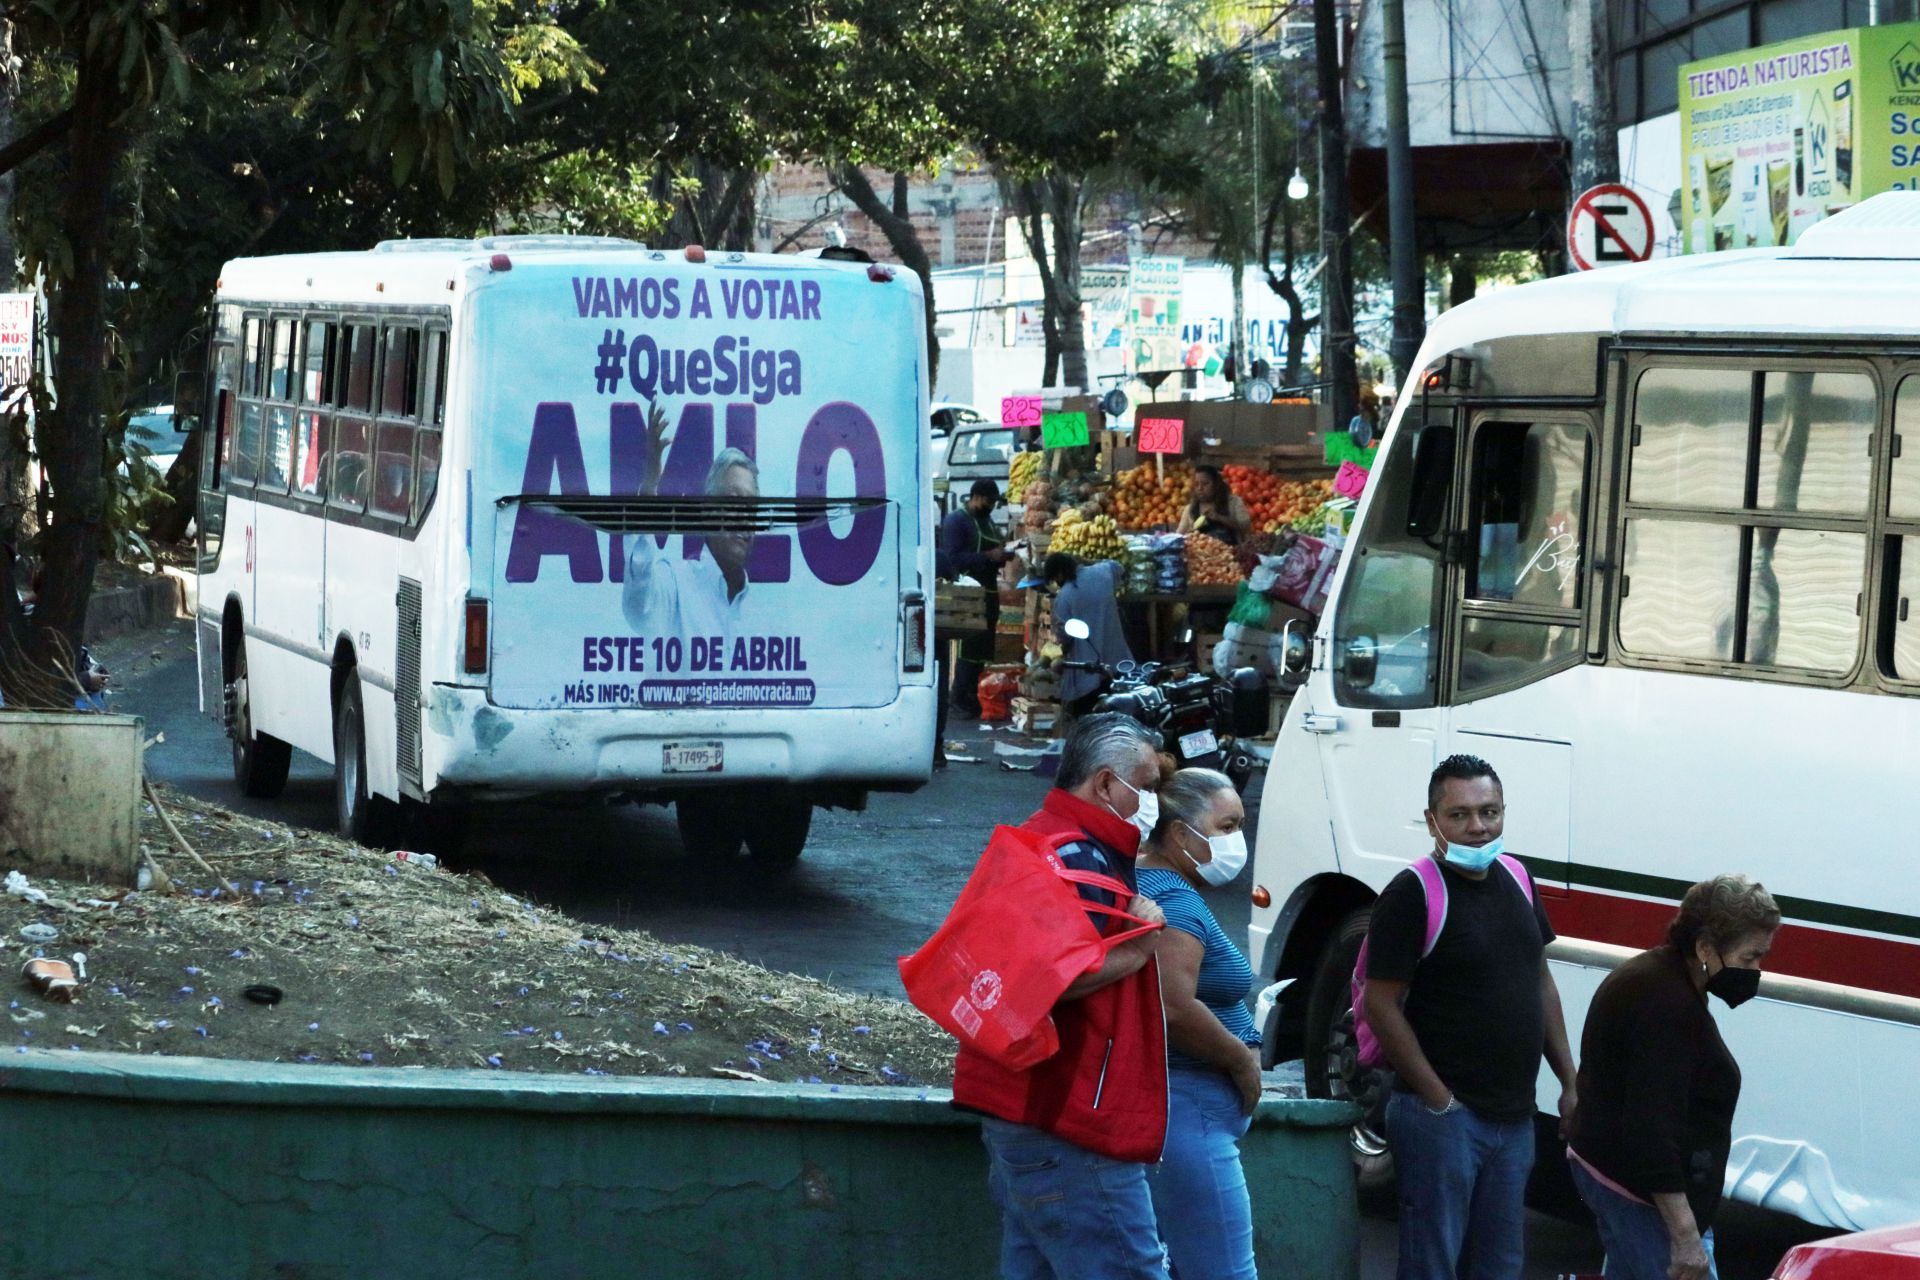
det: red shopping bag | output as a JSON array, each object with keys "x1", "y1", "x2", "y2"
[{"x1": 899, "y1": 825, "x2": 1161, "y2": 1069}]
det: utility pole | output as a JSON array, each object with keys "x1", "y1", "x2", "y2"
[
  {"x1": 1382, "y1": 0, "x2": 1423, "y2": 387},
  {"x1": 1568, "y1": 0, "x2": 1619, "y2": 265},
  {"x1": 1313, "y1": 0, "x2": 1357, "y2": 435}
]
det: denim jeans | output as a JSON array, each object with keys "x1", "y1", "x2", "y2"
[
  {"x1": 1568, "y1": 1155, "x2": 1719, "y2": 1280},
  {"x1": 1387, "y1": 1090, "x2": 1535, "y2": 1280},
  {"x1": 979, "y1": 1115, "x2": 1169, "y2": 1280},
  {"x1": 1149, "y1": 1065, "x2": 1258, "y2": 1280}
]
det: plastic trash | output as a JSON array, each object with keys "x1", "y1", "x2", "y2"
[
  {"x1": 1253, "y1": 979, "x2": 1294, "y2": 1033},
  {"x1": 22, "y1": 959, "x2": 80, "y2": 1003},
  {"x1": 19, "y1": 923, "x2": 58, "y2": 945},
  {"x1": 5, "y1": 871, "x2": 49, "y2": 906},
  {"x1": 391, "y1": 851, "x2": 439, "y2": 870}
]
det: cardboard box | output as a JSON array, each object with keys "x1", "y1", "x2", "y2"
[{"x1": 934, "y1": 580, "x2": 990, "y2": 639}]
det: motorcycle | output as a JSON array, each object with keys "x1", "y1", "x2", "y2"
[{"x1": 1058, "y1": 618, "x2": 1268, "y2": 792}]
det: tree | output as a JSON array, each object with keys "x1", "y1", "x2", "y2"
[{"x1": 0, "y1": 1, "x2": 523, "y2": 705}]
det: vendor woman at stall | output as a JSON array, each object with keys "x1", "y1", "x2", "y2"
[{"x1": 1178, "y1": 465, "x2": 1253, "y2": 546}]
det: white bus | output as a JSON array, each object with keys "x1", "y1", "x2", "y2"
[
  {"x1": 191, "y1": 236, "x2": 935, "y2": 863},
  {"x1": 1249, "y1": 194, "x2": 1920, "y2": 1231}
]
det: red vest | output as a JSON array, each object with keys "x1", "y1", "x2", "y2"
[{"x1": 951, "y1": 789, "x2": 1169, "y2": 1163}]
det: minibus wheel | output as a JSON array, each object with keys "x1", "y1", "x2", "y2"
[
  {"x1": 333, "y1": 678, "x2": 396, "y2": 847},
  {"x1": 744, "y1": 790, "x2": 812, "y2": 866},
  {"x1": 227, "y1": 642, "x2": 291, "y2": 798},
  {"x1": 676, "y1": 791, "x2": 745, "y2": 859},
  {"x1": 1304, "y1": 906, "x2": 1396, "y2": 1195}
]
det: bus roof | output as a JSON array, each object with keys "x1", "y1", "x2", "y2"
[
  {"x1": 214, "y1": 237, "x2": 898, "y2": 308},
  {"x1": 1418, "y1": 192, "x2": 1920, "y2": 371}
]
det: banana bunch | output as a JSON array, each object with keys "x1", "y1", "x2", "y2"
[
  {"x1": 1050, "y1": 509, "x2": 1125, "y2": 561},
  {"x1": 1008, "y1": 449, "x2": 1044, "y2": 495}
]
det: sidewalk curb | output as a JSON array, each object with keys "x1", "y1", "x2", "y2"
[{"x1": 84, "y1": 564, "x2": 194, "y2": 644}]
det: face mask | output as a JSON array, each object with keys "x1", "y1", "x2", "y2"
[
  {"x1": 1181, "y1": 821, "x2": 1247, "y2": 887},
  {"x1": 1706, "y1": 962, "x2": 1761, "y2": 1009},
  {"x1": 1107, "y1": 776, "x2": 1159, "y2": 839},
  {"x1": 1440, "y1": 834, "x2": 1503, "y2": 873}
]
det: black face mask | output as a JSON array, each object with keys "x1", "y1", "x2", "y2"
[{"x1": 1706, "y1": 963, "x2": 1761, "y2": 1009}]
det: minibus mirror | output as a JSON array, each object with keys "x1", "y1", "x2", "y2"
[
  {"x1": 1278, "y1": 619, "x2": 1310, "y2": 690},
  {"x1": 171, "y1": 369, "x2": 203, "y2": 432},
  {"x1": 1342, "y1": 636, "x2": 1378, "y2": 688},
  {"x1": 1405, "y1": 423, "x2": 1455, "y2": 540},
  {"x1": 1063, "y1": 618, "x2": 1091, "y2": 641}
]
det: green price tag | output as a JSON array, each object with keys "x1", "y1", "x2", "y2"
[{"x1": 1040, "y1": 409, "x2": 1089, "y2": 448}]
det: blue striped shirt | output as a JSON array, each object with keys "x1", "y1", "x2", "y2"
[{"x1": 1137, "y1": 867, "x2": 1260, "y2": 1070}]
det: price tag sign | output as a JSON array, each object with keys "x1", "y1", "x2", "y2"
[
  {"x1": 1333, "y1": 460, "x2": 1370, "y2": 499},
  {"x1": 1136, "y1": 416, "x2": 1184, "y2": 455},
  {"x1": 1040, "y1": 409, "x2": 1090, "y2": 448},
  {"x1": 1001, "y1": 395, "x2": 1043, "y2": 428}
]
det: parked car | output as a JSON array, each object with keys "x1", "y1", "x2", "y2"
[
  {"x1": 122, "y1": 405, "x2": 181, "y2": 477},
  {"x1": 1773, "y1": 1222, "x2": 1920, "y2": 1278},
  {"x1": 931, "y1": 419, "x2": 1022, "y2": 516},
  {"x1": 929, "y1": 401, "x2": 987, "y2": 438}
]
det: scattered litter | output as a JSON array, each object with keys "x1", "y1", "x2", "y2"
[
  {"x1": 19, "y1": 923, "x2": 58, "y2": 945},
  {"x1": 5, "y1": 872, "x2": 49, "y2": 906},
  {"x1": 242, "y1": 985, "x2": 284, "y2": 1006},
  {"x1": 392, "y1": 851, "x2": 439, "y2": 870},
  {"x1": 22, "y1": 959, "x2": 79, "y2": 1002},
  {"x1": 711, "y1": 1067, "x2": 770, "y2": 1083},
  {"x1": 69, "y1": 953, "x2": 87, "y2": 981}
]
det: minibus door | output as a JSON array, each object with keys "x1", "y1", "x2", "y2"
[{"x1": 1310, "y1": 407, "x2": 1459, "y2": 881}]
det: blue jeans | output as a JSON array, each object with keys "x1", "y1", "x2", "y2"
[
  {"x1": 1387, "y1": 1090, "x2": 1534, "y2": 1280},
  {"x1": 979, "y1": 1115, "x2": 1169, "y2": 1280},
  {"x1": 1150, "y1": 1065, "x2": 1258, "y2": 1280},
  {"x1": 1568, "y1": 1156, "x2": 1719, "y2": 1280}
]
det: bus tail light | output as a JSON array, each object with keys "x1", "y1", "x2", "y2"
[
  {"x1": 902, "y1": 591, "x2": 927, "y2": 672},
  {"x1": 684, "y1": 244, "x2": 706, "y2": 263},
  {"x1": 464, "y1": 598, "x2": 490, "y2": 675},
  {"x1": 1251, "y1": 885, "x2": 1272, "y2": 909}
]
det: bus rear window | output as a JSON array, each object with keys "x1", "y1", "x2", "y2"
[{"x1": 414, "y1": 428, "x2": 442, "y2": 523}]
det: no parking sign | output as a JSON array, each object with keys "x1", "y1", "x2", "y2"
[{"x1": 1567, "y1": 184, "x2": 1654, "y2": 271}]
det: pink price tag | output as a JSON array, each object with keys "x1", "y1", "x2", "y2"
[
  {"x1": 1333, "y1": 460, "x2": 1370, "y2": 499},
  {"x1": 1137, "y1": 417, "x2": 1184, "y2": 454},
  {"x1": 1001, "y1": 395, "x2": 1042, "y2": 428}
]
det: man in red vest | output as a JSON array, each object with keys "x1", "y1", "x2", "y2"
[{"x1": 953, "y1": 713, "x2": 1173, "y2": 1279}]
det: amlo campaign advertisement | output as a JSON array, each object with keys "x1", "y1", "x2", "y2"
[{"x1": 469, "y1": 258, "x2": 925, "y2": 714}]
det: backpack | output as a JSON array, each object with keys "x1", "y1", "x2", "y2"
[{"x1": 1350, "y1": 853, "x2": 1535, "y2": 1072}]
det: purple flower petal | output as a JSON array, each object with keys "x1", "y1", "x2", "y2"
[{"x1": 358, "y1": 1051, "x2": 374, "y2": 1062}]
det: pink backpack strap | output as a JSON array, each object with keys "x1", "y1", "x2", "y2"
[
  {"x1": 1494, "y1": 853, "x2": 1535, "y2": 904},
  {"x1": 1410, "y1": 857, "x2": 1449, "y2": 958}
]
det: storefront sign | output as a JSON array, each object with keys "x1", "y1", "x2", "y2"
[
  {"x1": 1679, "y1": 23, "x2": 1920, "y2": 252},
  {"x1": 0, "y1": 293, "x2": 34, "y2": 408}
]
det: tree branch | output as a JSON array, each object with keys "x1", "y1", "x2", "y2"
[{"x1": 0, "y1": 108, "x2": 73, "y2": 180}]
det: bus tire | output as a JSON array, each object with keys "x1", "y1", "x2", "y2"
[
  {"x1": 744, "y1": 791, "x2": 812, "y2": 867},
  {"x1": 1303, "y1": 906, "x2": 1396, "y2": 1197},
  {"x1": 676, "y1": 791, "x2": 744, "y2": 859},
  {"x1": 333, "y1": 678, "x2": 397, "y2": 847},
  {"x1": 228, "y1": 642, "x2": 291, "y2": 798}
]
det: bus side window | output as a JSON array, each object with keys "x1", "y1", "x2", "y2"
[
  {"x1": 331, "y1": 417, "x2": 370, "y2": 512},
  {"x1": 293, "y1": 410, "x2": 329, "y2": 500},
  {"x1": 1467, "y1": 422, "x2": 1587, "y2": 609},
  {"x1": 373, "y1": 420, "x2": 415, "y2": 520},
  {"x1": 343, "y1": 324, "x2": 376, "y2": 413},
  {"x1": 1333, "y1": 419, "x2": 1447, "y2": 708},
  {"x1": 414, "y1": 427, "x2": 442, "y2": 524},
  {"x1": 381, "y1": 326, "x2": 419, "y2": 418},
  {"x1": 426, "y1": 330, "x2": 448, "y2": 427},
  {"x1": 259, "y1": 318, "x2": 297, "y2": 491}
]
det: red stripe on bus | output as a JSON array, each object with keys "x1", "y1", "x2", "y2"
[{"x1": 1544, "y1": 890, "x2": 1920, "y2": 1002}]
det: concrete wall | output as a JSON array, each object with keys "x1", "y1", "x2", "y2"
[
  {"x1": 0, "y1": 1050, "x2": 1362, "y2": 1280},
  {"x1": 0, "y1": 711, "x2": 143, "y2": 886}
]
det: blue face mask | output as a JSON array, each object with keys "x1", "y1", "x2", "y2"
[{"x1": 1442, "y1": 834, "x2": 1503, "y2": 873}]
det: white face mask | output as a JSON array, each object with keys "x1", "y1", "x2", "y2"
[
  {"x1": 1107, "y1": 775, "x2": 1159, "y2": 839},
  {"x1": 1181, "y1": 821, "x2": 1248, "y2": 887}
]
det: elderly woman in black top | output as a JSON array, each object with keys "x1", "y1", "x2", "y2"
[{"x1": 1566, "y1": 874, "x2": 1781, "y2": 1280}]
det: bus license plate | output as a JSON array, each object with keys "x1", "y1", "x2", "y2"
[
  {"x1": 1179, "y1": 729, "x2": 1218, "y2": 757},
  {"x1": 663, "y1": 742, "x2": 724, "y2": 773}
]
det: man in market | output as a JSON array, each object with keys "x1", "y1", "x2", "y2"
[
  {"x1": 953, "y1": 712, "x2": 1172, "y2": 1280},
  {"x1": 939, "y1": 479, "x2": 1012, "y2": 719},
  {"x1": 1040, "y1": 552, "x2": 1133, "y2": 718}
]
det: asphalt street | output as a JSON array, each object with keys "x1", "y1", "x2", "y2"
[{"x1": 104, "y1": 618, "x2": 1828, "y2": 1279}]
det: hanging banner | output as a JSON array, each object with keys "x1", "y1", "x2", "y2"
[{"x1": 1130, "y1": 257, "x2": 1184, "y2": 373}]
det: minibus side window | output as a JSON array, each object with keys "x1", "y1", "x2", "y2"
[
  {"x1": 259, "y1": 318, "x2": 297, "y2": 491},
  {"x1": 231, "y1": 316, "x2": 264, "y2": 486},
  {"x1": 371, "y1": 325, "x2": 418, "y2": 520},
  {"x1": 293, "y1": 320, "x2": 331, "y2": 501},
  {"x1": 1888, "y1": 378, "x2": 1920, "y2": 519},
  {"x1": 1332, "y1": 419, "x2": 1446, "y2": 708}
]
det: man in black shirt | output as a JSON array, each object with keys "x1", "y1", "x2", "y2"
[{"x1": 1362, "y1": 755, "x2": 1578, "y2": 1280}]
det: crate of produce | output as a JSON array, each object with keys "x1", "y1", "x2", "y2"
[{"x1": 934, "y1": 580, "x2": 991, "y2": 640}]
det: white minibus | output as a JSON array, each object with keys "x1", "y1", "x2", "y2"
[
  {"x1": 1250, "y1": 193, "x2": 1920, "y2": 1230},
  {"x1": 191, "y1": 237, "x2": 935, "y2": 863}
]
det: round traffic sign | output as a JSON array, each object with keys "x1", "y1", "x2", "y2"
[{"x1": 1567, "y1": 183, "x2": 1655, "y2": 271}]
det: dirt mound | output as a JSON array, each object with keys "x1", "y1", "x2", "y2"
[{"x1": 4, "y1": 785, "x2": 955, "y2": 1086}]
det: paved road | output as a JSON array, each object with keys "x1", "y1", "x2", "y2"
[{"x1": 106, "y1": 619, "x2": 1829, "y2": 1278}]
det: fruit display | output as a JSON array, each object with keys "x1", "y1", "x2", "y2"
[
  {"x1": 1186, "y1": 530, "x2": 1244, "y2": 585},
  {"x1": 1214, "y1": 466, "x2": 1335, "y2": 533},
  {"x1": 1007, "y1": 448, "x2": 1044, "y2": 496},
  {"x1": 1111, "y1": 462, "x2": 1193, "y2": 529},
  {"x1": 1049, "y1": 508, "x2": 1125, "y2": 561}
]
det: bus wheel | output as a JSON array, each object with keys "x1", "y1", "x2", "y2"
[
  {"x1": 744, "y1": 790, "x2": 812, "y2": 867},
  {"x1": 1303, "y1": 906, "x2": 1396, "y2": 1196},
  {"x1": 676, "y1": 791, "x2": 744, "y2": 859},
  {"x1": 333, "y1": 679, "x2": 397, "y2": 847},
  {"x1": 227, "y1": 643, "x2": 291, "y2": 798}
]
